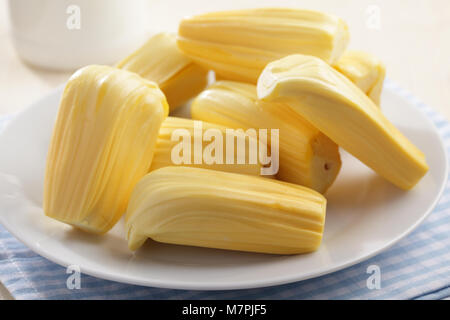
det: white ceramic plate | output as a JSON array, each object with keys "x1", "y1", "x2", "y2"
[{"x1": 0, "y1": 86, "x2": 447, "y2": 290}]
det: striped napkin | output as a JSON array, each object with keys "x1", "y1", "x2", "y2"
[{"x1": 0, "y1": 80, "x2": 449, "y2": 300}]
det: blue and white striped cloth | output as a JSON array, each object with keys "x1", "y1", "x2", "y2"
[{"x1": 0, "y1": 80, "x2": 449, "y2": 300}]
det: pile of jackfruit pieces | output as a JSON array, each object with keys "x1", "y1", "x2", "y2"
[{"x1": 43, "y1": 8, "x2": 428, "y2": 254}]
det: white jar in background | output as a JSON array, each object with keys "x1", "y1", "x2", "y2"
[{"x1": 8, "y1": 0, "x2": 152, "y2": 71}]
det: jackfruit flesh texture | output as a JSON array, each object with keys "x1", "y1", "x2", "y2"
[
  {"x1": 125, "y1": 166, "x2": 326, "y2": 254},
  {"x1": 43, "y1": 65, "x2": 169, "y2": 234},
  {"x1": 116, "y1": 32, "x2": 208, "y2": 110},
  {"x1": 150, "y1": 117, "x2": 264, "y2": 176},
  {"x1": 191, "y1": 81, "x2": 341, "y2": 193},
  {"x1": 177, "y1": 8, "x2": 350, "y2": 84},
  {"x1": 334, "y1": 50, "x2": 386, "y2": 105},
  {"x1": 257, "y1": 54, "x2": 428, "y2": 190}
]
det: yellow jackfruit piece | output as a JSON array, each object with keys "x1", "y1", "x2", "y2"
[
  {"x1": 178, "y1": 8, "x2": 349, "y2": 83},
  {"x1": 191, "y1": 81, "x2": 341, "y2": 193},
  {"x1": 150, "y1": 117, "x2": 265, "y2": 176},
  {"x1": 117, "y1": 32, "x2": 208, "y2": 110},
  {"x1": 257, "y1": 54, "x2": 428, "y2": 190},
  {"x1": 125, "y1": 166, "x2": 326, "y2": 254},
  {"x1": 334, "y1": 50, "x2": 386, "y2": 105},
  {"x1": 43, "y1": 65, "x2": 168, "y2": 233}
]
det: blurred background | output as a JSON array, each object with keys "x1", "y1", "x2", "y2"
[{"x1": 0, "y1": 0, "x2": 449, "y2": 118}]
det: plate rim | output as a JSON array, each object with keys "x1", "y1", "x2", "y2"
[{"x1": 0, "y1": 85, "x2": 448, "y2": 291}]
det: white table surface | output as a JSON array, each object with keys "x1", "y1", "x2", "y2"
[{"x1": 0, "y1": 0, "x2": 449, "y2": 300}]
